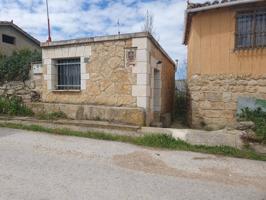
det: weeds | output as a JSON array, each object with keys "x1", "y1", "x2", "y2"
[
  {"x1": 239, "y1": 107, "x2": 266, "y2": 143},
  {"x1": 37, "y1": 111, "x2": 67, "y2": 121},
  {"x1": 0, "y1": 122, "x2": 265, "y2": 161},
  {"x1": 0, "y1": 96, "x2": 33, "y2": 116}
]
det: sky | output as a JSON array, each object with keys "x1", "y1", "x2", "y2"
[{"x1": 0, "y1": 0, "x2": 206, "y2": 79}]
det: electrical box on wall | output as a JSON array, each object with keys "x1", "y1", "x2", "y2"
[{"x1": 32, "y1": 63, "x2": 43, "y2": 74}]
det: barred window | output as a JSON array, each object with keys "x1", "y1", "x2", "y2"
[
  {"x1": 56, "y1": 58, "x2": 81, "y2": 90},
  {"x1": 236, "y1": 9, "x2": 266, "y2": 49},
  {"x1": 2, "y1": 34, "x2": 15, "y2": 45}
]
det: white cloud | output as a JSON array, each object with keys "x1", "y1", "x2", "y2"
[{"x1": 0, "y1": 0, "x2": 208, "y2": 71}]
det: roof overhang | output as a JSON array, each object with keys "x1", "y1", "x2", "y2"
[{"x1": 183, "y1": 0, "x2": 264, "y2": 45}]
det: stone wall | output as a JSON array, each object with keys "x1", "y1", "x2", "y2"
[
  {"x1": 188, "y1": 74, "x2": 266, "y2": 129},
  {"x1": 0, "y1": 79, "x2": 41, "y2": 102},
  {"x1": 42, "y1": 39, "x2": 137, "y2": 107},
  {"x1": 28, "y1": 102, "x2": 145, "y2": 126}
]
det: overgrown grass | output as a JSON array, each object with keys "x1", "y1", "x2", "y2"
[
  {"x1": 0, "y1": 122, "x2": 265, "y2": 161},
  {"x1": 239, "y1": 107, "x2": 266, "y2": 144},
  {"x1": 0, "y1": 96, "x2": 33, "y2": 116},
  {"x1": 37, "y1": 111, "x2": 67, "y2": 121}
]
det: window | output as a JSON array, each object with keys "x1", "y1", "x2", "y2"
[
  {"x1": 56, "y1": 58, "x2": 81, "y2": 90},
  {"x1": 236, "y1": 9, "x2": 266, "y2": 49},
  {"x1": 2, "y1": 34, "x2": 15, "y2": 45}
]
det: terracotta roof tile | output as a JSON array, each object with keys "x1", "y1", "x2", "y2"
[{"x1": 187, "y1": 0, "x2": 239, "y2": 9}]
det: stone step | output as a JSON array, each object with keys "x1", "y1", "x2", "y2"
[
  {"x1": 150, "y1": 121, "x2": 163, "y2": 128},
  {"x1": 0, "y1": 116, "x2": 141, "y2": 133}
]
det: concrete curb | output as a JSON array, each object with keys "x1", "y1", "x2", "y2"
[
  {"x1": 140, "y1": 127, "x2": 245, "y2": 149},
  {"x1": 0, "y1": 117, "x2": 141, "y2": 136},
  {"x1": 0, "y1": 116, "x2": 245, "y2": 149}
]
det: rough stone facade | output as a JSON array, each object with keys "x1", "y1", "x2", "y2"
[
  {"x1": 188, "y1": 74, "x2": 266, "y2": 129},
  {"x1": 0, "y1": 74, "x2": 42, "y2": 102},
  {"x1": 42, "y1": 40, "x2": 136, "y2": 107},
  {"x1": 40, "y1": 33, "x2": 176, "y2": 127}
]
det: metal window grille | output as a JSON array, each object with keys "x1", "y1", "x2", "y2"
[
  {"x1": 2, "y1": 34, "x2": 15, "y2": 45},
  {"x1": 56, "y1": 58, "x2": 81, "y2": 90},
  {"x1": 236, "y1": 9, "x2": 266, "y2": 49}
]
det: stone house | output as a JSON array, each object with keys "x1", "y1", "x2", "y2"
[
  {"x1": 0, "y1": 21, "x2": 40, "y2": 56},
  {"x1": 30, "y1": 32, "x2": 175, "y2": 127},
  {"x1": 184, "y1": 0, "x2": 266, "y2": 129}
]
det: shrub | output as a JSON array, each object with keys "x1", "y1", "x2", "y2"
[
  {"x1": 0, "y1": 49, "x2": 41, "y2": 83},
  {"x1": 239, "y1": 107, "x2": 266, "y2": 143},
  {"x1": 0, "y1": 96, "x2": 33, "y2": 116},
  {"x1": 174, "y1": 91, "x2": 188, "y2": 125}
]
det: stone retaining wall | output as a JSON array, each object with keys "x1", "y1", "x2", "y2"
[
  {"x1": 27, "y1": 102, "x2": 145, "y2": 126},
  {"x1": 0, "y1": 80, "x2": 40, "y2": 102},
  {"x1": 188, "y1": 74, "x2": 266, "y2": 129}
]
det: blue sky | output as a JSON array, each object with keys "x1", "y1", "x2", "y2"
[{"x1": 0, "y1": 0, "x2": 205, "y2": 79}]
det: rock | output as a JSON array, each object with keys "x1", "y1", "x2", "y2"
[
  {"x1": 25, "y1": 80, "x2": 36, "y2": 89},
  {"x1": 235, "y1": 121, "x2": 255, "y2": 131},
  {"x1": 249, "y1": 143, "x2": 266, "y2": 155},
  {"x1": 30, "y1": 91, "x2": 41, "y2": 102},
  {"x1": 16, "y1": 90, "x2": 28, "y2": 95},
  {"x1": 6, "y1": 89, "x2": 15, "y2": 95},
  {"x1": 240, "y1": 130, "x2": 257, "y2": 142}
]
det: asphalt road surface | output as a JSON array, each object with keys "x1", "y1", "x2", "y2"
[{"x1": 0, "y1": 127, "x2": 265, "y2": 200}]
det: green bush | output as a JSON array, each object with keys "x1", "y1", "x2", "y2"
[
  {"x1": 0, "y1": 49, "x2": 41, "y2": 83},
  {"x1": 239, "y1": 107, "x2": 266, "y2": 143},
  {"x1": 0, "y1": 96, "x2": 33, "y2": 116},
  {"x1": 174, "y1": 91, "x2": 188, "y2": 125}
]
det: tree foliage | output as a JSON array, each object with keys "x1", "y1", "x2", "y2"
[{"x1": 0, "y1": 49, "x2": 41, "y2": 83}]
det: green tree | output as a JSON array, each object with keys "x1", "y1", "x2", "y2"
[{"x1": 0, "y1": 49, "x2": 41, "y2": 83}]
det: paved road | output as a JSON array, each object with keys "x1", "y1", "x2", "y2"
[{"x1": 0, "y1": 127, "x2": 265, "y2": 200}]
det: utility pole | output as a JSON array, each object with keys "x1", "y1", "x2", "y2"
[{"x1": 46, "y1": 0, "x2": 52, "y2": 42}]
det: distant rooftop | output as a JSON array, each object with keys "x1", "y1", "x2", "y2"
[{"x1": 0, "y1": 21, "x2": 40, "y2": 46}]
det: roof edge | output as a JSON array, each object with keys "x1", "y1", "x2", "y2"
[
  {"x1": 183, "y1": 0, "x2": 264, "y2": 45},
  {"x1": 187, "y1": 0, "x2": 263, "y2": 13},
  {"x1": 41, "y1": 31, "x2": 176, "y2": 66},
  {"x1": 41, "y1": 32, "x2": 149, "y2": 47}
]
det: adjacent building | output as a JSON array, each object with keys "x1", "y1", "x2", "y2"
[
  {"x1": 184, "y1": 0, "x2": 266, "y2": 129},
  {"x1": 0, "y1": 21, "x2": 40, "y2": 56},
  {"x1": 31, "y1": 32, "x2": 175, "y2": 127}
]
